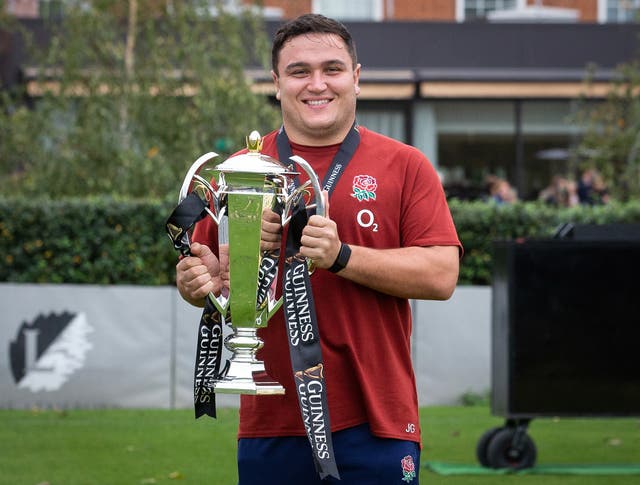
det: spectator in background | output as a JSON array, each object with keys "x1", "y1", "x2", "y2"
[
  {"x1": 539, "y1": 175, "x2": 579, "y2": 208},
  {"x1": 488, "y1": 176, "x2": 518, "y2": 204},
  {"x1": 559, "y1": 178, "x2": 580, "y2": 207},
  {"x1": 578, "y1": 168, "x2": 610, "y2": 205}
]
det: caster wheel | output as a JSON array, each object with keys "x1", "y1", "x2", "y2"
[
  {"x1": 486, "y1": 427, "x2": 537, "y2": 470},
  {"x1": 476, "y1": 427, "x2": 502, "y2": 467}
]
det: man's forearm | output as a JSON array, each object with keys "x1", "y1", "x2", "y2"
[{"x1": 336, "y1": 245, "x2": 460, "y2": 300}]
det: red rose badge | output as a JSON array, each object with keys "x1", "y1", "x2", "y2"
[
  {"x1": 401, "y1": 455, "x2": 416, "y2": 482},
  {"x1": 351, "y1": 174, "x2": 377, "y2": 201}
]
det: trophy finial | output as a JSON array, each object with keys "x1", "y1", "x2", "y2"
[{"x1": 246, "y1": 131, "x2": 263, "y2": 153}]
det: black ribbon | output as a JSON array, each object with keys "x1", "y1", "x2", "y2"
[
  {"x1": 276, "y1": 124, "x2": 360, "y2": 480},
  {"x1": 165, "y1": 192, "x2": 208, "y2": 256},
  {"x1": 257, "y1": 251, "x2": 280, "y2": 312},
  {"x1": 283, "y1": 199, "x2": 339, "y2": 480},
  {"x1": 193, "y1": 296, "x2": 225, "y2": 419},
  {"x1": 166, "y1": 192, "x2": 226, "y2": 419},
  {"x1": 276, "y1": 123, "x2": 360, "y2": 196}
]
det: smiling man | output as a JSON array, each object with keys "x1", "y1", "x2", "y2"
[
  {"x1": 272, "y1": 28, "x2": 361, "y2": 147},
  {"x1": 176, "y1": 13, "x2": 462, "y2": 484}
]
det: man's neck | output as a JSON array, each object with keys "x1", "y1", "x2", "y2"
[{"x1": 282, "y1": 120, "x2": 356, "y2": 147}]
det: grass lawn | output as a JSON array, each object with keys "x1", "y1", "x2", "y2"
[{"x1": 1, "y1": 405, "x2": 638, "y2": 485}]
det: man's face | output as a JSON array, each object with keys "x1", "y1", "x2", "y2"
[{"x1": 272, "y1": 33, "x2": 361, "y2": 146}]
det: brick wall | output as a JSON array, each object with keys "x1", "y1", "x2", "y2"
[
  {"x1": 259, "y1": 0, "x2": 312, "y2": 19},
  {"x1": 5, "y1": 0, "x2": 38, "y2": 18},
  {"x1": 393, "y1": 0, "x2": 455, "y2": 20},
  {"x1": 528, "y1": 0, "x2": 599, "y2": 22},
  {"x1": 0, "y1": 0, "x2": 610, "y2": 24}
]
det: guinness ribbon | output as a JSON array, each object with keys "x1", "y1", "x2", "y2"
[
  {"x1": 193, "y1": 296, "x2": 224, "y2": 419},
  {"x1": 165, "y1": 193, "x2": 226, "y2": 419},
  {"x1": 283, "y1": 201, "x2": 339, "y2": 480},
  {"x1": 165, "y1": 192, "x2": 208, "y2": 256},
  {"x1": 257, "y1": 250, "x2": 280, "y2": 312},
  {"x1": 276, "y1": 123, "x2": 360, "y2": 194},
  {"x1": 257, "y1": 201, "x2": 283, "y2": 314},
  {"x1": 277, "y1": 124, "x2": 360, "y2": 480}
]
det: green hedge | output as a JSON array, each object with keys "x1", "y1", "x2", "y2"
[
  {"x1": 2, "y1": 197, "x2": 640, "y2": 286},
  {"x1": 0, "y1": 197, "x2": 176, "y2": 285},
  {"x1": 450, "y1": 199, "x2": 640, "y2": 284}
]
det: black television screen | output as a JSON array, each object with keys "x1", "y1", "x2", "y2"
[{"x1": 492, "y1": 239, "x2": 640, "y2": 417}]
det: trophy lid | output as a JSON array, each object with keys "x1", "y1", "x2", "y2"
[{"x1": 214, "y1": 131, "x2": 296, "y2": 176}]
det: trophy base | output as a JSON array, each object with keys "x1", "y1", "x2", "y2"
[
  {"x1": 217, "y1": 328, "x2": 285, "y2": 395},
  {"x1": 214, "y1": 361, "x2": 285, "y2": 395},
  {"x1": 214, "y1": 377, "x2": 285, "y2": 395}
]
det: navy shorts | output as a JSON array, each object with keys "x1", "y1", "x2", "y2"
[{"x1": 237, "y1": 423, "x2": 420, "y2": 484}]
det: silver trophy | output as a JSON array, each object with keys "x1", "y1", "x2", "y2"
[{"x1": 176, "y1": 131, "x2": 325, "y2": 395}]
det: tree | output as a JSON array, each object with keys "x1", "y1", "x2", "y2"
[
  {"x1": 571, "y1": 60, "x2": 640, "y2": 202},
  {"x1": 0, "y1": 0, "x2": 279, "y2": 198}
]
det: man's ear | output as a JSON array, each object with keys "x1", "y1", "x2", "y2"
[{"x1": 271, "y1": 70, "x2": 281, "y2": 100}]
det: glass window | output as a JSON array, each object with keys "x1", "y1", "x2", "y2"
[
  {"x1": 464, "y1": 0, "x2": 518, "y2": 21},
  {"x1": 312, "y1": 0, "x2": 383, "y2": 21},
  {"x1": 356, "y1": 108, "x2": 406, "y2": 142},
  {"x1": 606, "y1": 0, "x2": 640, "y2": 22},
  {"x1": 39, "y1": 0, "x2": 64, "y2": 18},
  {"x1": 435, "y1": 101, "x2": 514, "y2": 199},
  {"x1": 433, "y1": 100, "x2": 586, "y2": 201}
]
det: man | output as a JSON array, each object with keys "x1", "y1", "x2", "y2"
[{"x1": 176, "y1": 13, "x2": 462, "y2": 484}]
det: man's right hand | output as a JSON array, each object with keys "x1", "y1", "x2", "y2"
[
  {"x1": 261, "y1": 208, "x2": 282, "y2": 252},
  {"x1": 176, "y1": 242, "x2": 223, "y2": 307}
]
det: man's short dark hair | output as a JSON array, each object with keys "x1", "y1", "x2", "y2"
[{"x1": 271, "y1": 13, "x2": 358, "y2": 75}]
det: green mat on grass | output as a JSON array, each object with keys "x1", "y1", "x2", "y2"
[{"x1": 425, "y1": 462, "x2": 640, "y2": 476}]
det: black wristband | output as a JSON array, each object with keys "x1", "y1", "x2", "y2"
[{"x1": 328, "y1": 243, "x2": 351, "y2": 273}]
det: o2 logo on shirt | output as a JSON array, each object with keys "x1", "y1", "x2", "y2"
[
  {"x1": 351, "y1": 175, "x2": 379, "y2": 232},
  {"x1": 357, "y1": 209, "x2": 378, "y2": 232}
]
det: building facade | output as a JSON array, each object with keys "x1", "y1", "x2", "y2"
[
  {"x1": 254, "y1": 0, "x2": 632, "y2": 23},
  {"x1": 6, "y1": 1, "x2": 639, "y2": 25},
  {"x1": 3, "y1": 0, "x2": 640, "y2": 199}
]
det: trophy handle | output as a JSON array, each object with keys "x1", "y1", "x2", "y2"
[
  {"x1": 178, "y1": 151, "x2": 218, "y2": 203},
  {"x1": 288, "y1": 155, "x2": 326, "y2": 274},
  {"x1": 289, "y1": 155, "x2": 326, "y2": 218},
  {"x1": 175, "y1": 151, "x2": 230, "y2": 317}
]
